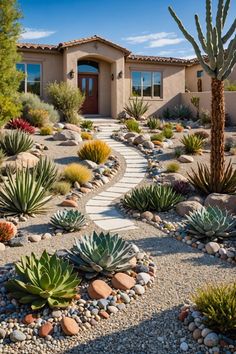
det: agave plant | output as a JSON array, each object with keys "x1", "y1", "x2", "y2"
[
  {"x1": 0, "y1": 130, "x2": 34, "y2": 156},
  {"x1": 185, "y1": 206, "x2": 236, "y2": 240},
  {"x1": 66, "y1": 231, "x2": 135, "y2": 277},
  {"x1": 0, "y1": 166, "x2": 52, "y2": 216},
  {"x1": 124, "y1": 97, "x2": 150, "y2": 120},
  {"x1": 35, "y1": 156, "x2": 58, "y2": 190},
  {"x1": 50, "y1": 209, "x2": 86, "y2": 232},
  {"x1": 122, "y1": 184, "x2": 184, "y2": 212},
  {"x1": 181, "y1": 134, "x2": 204, "y2": 155},
  {"x1": 5, "y1": 251, "x2": 80, "y2": 310}
]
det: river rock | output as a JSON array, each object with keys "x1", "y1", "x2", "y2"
[
  {"x1": 88, "y1": 280, "x2": 112, "y2": 299},
  {"x1": 10, "y1": 330, "x2": 26, "y2": 342},
  {"x1": 205, "y1": 193, "x2": 236, "y2": 213},
  {"x1": 61, "y1": 317, "x2": 79, "y2": 336},
  {"x1": 53, "y1": 130, "x2": 82, "y2": 142},
  {"x1": 204, "y1": 332, "x2": 219, "y2": 347},
  {"x1": 111, "y1": 273, "x2": 136, "y2": 290},
  {"x1": 205, "y1": 242, "x2": 220, "y2": 255},
  {"x1": 133, "y1": 134, "x2": 151, "y2": 145},
  {"x1": 178, "y1": 155, "x2": 194, "y2": 163},
  {"x1": 176, "y1": 201, "x2": 203, "y2": 216}
]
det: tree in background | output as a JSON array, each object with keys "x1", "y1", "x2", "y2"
[
  {"x1": 0, "y1": 0, "x2": 22, "y2": 127},
  {"x1": 169, "y1": 0, "x2": 236, "y2": 194}
]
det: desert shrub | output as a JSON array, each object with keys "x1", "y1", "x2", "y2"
[
  {"x1": 63, "y1": 163, "x2": 93, "y2": 185},
  {"x1": 163, "y1": 127, "x2": 174, "y2": 139},
  {"x1": 7, "y1": 118, "x2": 35, "y2": 134},
  {"x1": 192, "y1": 283, "x2": 236, "y2": 334},
  {"x1": 0, "y1": 94, "x2": 22, "y2": 128},
  {"x1": 225, "y1": 137, "x2": 236, "y2": 152},
  {"x1": 52, "y1": 181, "x2": 71, "y2": 195},
  {"x1": 125, "y1": 119, "x2": 141, "y2": 133},
  {"x1": 194, "y1": 130, "x2": 210, "y2": 140},
  {"x1": 172, "y1": 180, "x2": 192, "y2": 195},
  {"x1": 20, "y1": 93, "x2": 59, "y2": 123},
  {"x1": 147, "y1": 117, "x2": 161, "y2": 130},
  {"x1": 172, "y1": 104, "x2": 192, "y2": 120},
  {"x1": 166, "y1": 162, "x2": 180, "y2": 173},
  {"x1": 78, "y1": 140, "x2": 111, "y2": 164},
  {"x1": 162, "y1": 107, "x2": 172, "y2": 119},
  {"x1": 50, "y1": 209, "x2": 86, "y2": 232},
  {"x1": 181, "y1": 134, "x2": 204, "y2": 155},
  {"x1": 151, "y1": 133, "x2": 164, "y2": 142},
  {"x1": 163, "y1": 122, "x2": 174, "y2": 129},
  {"x1": 200, "y1": 109, "x2": 211, "y2": 125},
  {"x1": 40, "y1": 126, "x2": 53, "y2": 135},
  {"x1": 27, "y1": 108, "x2": 49, "y2": 127},
  {"x1": 122, "y1": 184, "x2": 183, "y2": 212},
  {"x1": 0, "y1": 130, "x2": 34, "y2": 156},
  {"x1": 124, "y1": 97, "x2": 149, "y2": 120},
  {"x1": 80, "y1": 120, "x2": 93, "y2": 130},
  {"x1": 0, "y1": 221, "x2": 17, "y2": 242},
  {"x1": 47, "y1": 82, "x2": 85, "y2": 123},
  {"x1": 81, "y1": 132, "x2": 93, "y2": 140},
  {"x1": 175, "y1": 123, "x2": 184, "y2": 132},
  {"x1": 35, "y1": 157, "x2": 58, "y2": 190}
]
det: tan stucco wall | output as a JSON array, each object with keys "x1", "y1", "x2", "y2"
[
  {"x1": 124, "y1": 62, "x2": 185, "y2": 117},
  {"x1": 20, "y1": 50, "x2": 63, "y2": 99},
  {"x1": 186, "y1": 63, "x2": 236, "y2": 92}
]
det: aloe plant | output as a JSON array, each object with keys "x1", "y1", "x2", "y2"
[
  {"x1": 0, "y1": 166, "x2": 52, "y2": 216},
  {"x1": 5, "y1": 251, "x2": 80, "y2": 310},
  {"x1": 50, "y1": 209, "x2": 86, "y2": 232},
  {"x1": 66, "y1": 231, "x2": 135, "y2": 277},
  {"x1": 0, "y1": 130, "x2": 33, "y2": 156},
  {"x1": 124, "y1": 97, "x2": 150, "y2": 120}
]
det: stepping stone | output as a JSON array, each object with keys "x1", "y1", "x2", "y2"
[
  {"x1": 99, "y1": 191, "x2": 123, "y2": 197},
  {"x1": 106, "y1": 187, "x2": 130, "y2": 193},
  {"x1": 94, "y1": 218, "x2": 136, "y2": 231},
  {"x1": 86, "y1": 200, "x2": 114, "y2": 207}
]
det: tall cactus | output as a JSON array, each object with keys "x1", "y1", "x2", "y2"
[{"x1": 169, "y1": 0, "x2": 236, "y2": 193}]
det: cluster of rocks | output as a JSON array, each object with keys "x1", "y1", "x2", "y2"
[
  {"x1": 179, "y1": 305, "x2": 236, "y2": 352},
  {"x1": 53, "y1": 123, "x2": 97, "y2": 146},
  {"x1": 0, "y1": 246, "x2": 156, "y2": 348}
]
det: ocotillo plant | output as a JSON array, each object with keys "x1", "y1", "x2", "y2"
[{"x1": 169, "y1": 0, "x2": 236, "y2": 194}]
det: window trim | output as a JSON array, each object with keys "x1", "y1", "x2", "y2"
[
  {"x1": 130, "y1": 69, "x2": 163, "y2": 99},
  {"x1": 16, "y1": 62, "x2": 42, "y2": 96}
]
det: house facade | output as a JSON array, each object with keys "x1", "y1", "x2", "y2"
[{"x1": 17, "y1": 35, "x2": 236, "y2": 119}]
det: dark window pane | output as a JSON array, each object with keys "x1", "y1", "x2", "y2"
[
  {"x1": 89, "y1": 78, "x2": 93, "y2": 96},
  {"x1": 78, "y1": 60, "x2": 99, "y2": 73},
  {"x1": 16, "y1": 63, "x2": 25, "y2": 73},
  {"x1": 132, "y1": 72, "x2": 141, "y2": 86},
  {"x1": 197, "y1": 70, "x2": 204, "y2": 78},
  {"x1": 27, "y1": 64, "x2": 41, "y2": 82},
  {"x1": 132, "y1": 86, "x2": 141, "y2": 96},
  {"x1": 142, "y1": 72, "x2": 151, "y2": 86},
  {"x1": 27, "y1": 81, "x2": 40, "y2": 95},
  {"x1": 153, "y1": 72, "x2": 161, "y2": 84},
  {"x1": 143, "y1": 85, "x2": 151, "y2": 97},
  {"x1": 154, "y1": 84, "x2": 161, "y2": 97},
  {"x1": 18, "y1": 81, "x2": 25, "y2": 93},
  {"x1": 81, "y1": 78, "x2": 86, "y2": 94}
]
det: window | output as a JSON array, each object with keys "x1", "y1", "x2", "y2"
[
  {"x1": 78, "y1": 60, "x2": 99, "y2": 73},
  {"x1": 16, "y1": 63, "x2": 41, "y2": 95},
  {"x1": 197, "y1": 70, "x2": 204, "y2": 78},
  {"x1": 131, "y1": 71, "x2": 162, "y2": 98}
]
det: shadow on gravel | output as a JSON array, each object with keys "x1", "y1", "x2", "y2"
[
  {"x1": 54, "y1": 156, "x2": 79, "y2": 165},
  {"x1": 63, "y1": 306, "x2": 189, "y2": 354},
  {"x1": 20, "y1": 223, "x2": 51, "y2": 235}
]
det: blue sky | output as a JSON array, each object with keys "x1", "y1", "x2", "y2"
[{"x1": 18, "y1": 0, "x2": 236, "y2": 59}]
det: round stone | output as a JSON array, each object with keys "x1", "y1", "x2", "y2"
[
  {"x1": 133, "y1": 284, "x2": 145, "y2": 295},
  {"x1": 61, "y1": 317, "x2": 79, "y2": 336},
  {"x1": 205, "y1": 242, "x2": 220, "y2": 255},
  {"x1": 204, "y1": 332, "x2": 219, "y2": 347},
  {"x1": 23, "y1": 313, "x2": 37, "y2": 324},
  {"x1": 180, "y1": 342, "x2": 189, "y2": 351},
  {"x1": 39, "y1": 322, "x2": 53, "y2": 338},
  {"x1": 136, "y1": 272, "x2": 151, "y2": 285},
  {"x1": 0, "y1": 243, "x2": 6, "y2": 251},
  {"x1": 193, "y1": 328, "x2": 202, "y2": 340},
  {"x1": 201, "y1": 328, "x2": 212, "y2": 337},
  {"x1": 10, "y1": 330, "x2": 26, "y2": 342},
  {"x1": 120, "y1": 293, "x2": 130, "y2": 304},
  {"x1": 88, "y1": 280, "x2": 112, "y2": 300},
  {"x1": 107, "y1": 306, "x2": 118, "y2": 314},
  {"x1": 111, "y1": 273, "x2": 136, "y2": 290}
]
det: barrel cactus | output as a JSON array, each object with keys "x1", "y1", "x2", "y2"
[
  {"x1": 50, "y1": 209, "x2": 86, "y2": 232},
  {"x1": 185, "y1": 206, "x2": 236, "y2": 240},
  {"x1": 66, "y1": 231, "x2": 136, "y2": 277},
  {"x1": 0, "y1": 220, "x2": 17, "y2": 242},
  {"x1": 5, "y1": 251, "x2": 80, "y2": 310}
]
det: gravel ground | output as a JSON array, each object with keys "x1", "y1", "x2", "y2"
[{"x1": 1, "y1": 127, "x2": 236, "y2": 354}]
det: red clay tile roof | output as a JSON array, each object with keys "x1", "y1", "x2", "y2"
[
  {"x1": 127, "y1": 54, "x2": 190, "y2": 65},
  {"x1": 17, "y1": 42, "x2": 57, "y2": 50}
]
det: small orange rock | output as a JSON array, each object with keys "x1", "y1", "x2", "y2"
[
  {"x1": 61, "y1": 317, "x2": 79, "y2": 336},
  {"x1": 88, "y1": 279, "x2": 112, "y2": 300},
  {"x1": 60, "y1": 200, "x2": 78, "y2": 208},
  {"x1": 39, "y1": 322, "x2": 53, "y2": 337},
  {"x1": 99, "y1": 311, "x2": 109, "y2": 319},
  {"x1": 23, "y1": 313, "x2": 37, "y2": 324},
  {"x1": 74, "y1": 293, "x2": 81, "y2": 300},
  {"x1": 80, "y1": 187, "x2": 91, "y2": 194},
  {"x1": 178, "y1": 310, "x2": 189, "y2": 322},
  {"x1": 111, "y1": 272, "x2": 136, "y2": 290}
]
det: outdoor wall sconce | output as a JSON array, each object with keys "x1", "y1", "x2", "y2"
[
  {"x1": 111, "y1": 73, "x2": 114, "y2": 81},
  {"x1": 118, "y1": 70, "x2": 123, "y2": 79},
  {"x1": 69, "y1": 69, "x2": 75, "y2": 79}
]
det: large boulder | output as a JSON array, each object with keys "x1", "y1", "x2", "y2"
[
  {"x1": 176, "y1": 201, "x2": 203, "y2": 217},
  {"x1": 64, "y1": 123, "x2": 81, "y2": 133},
  {"x1": 124, "y1": 132, "x2": 138, "y2": 140},
  {"x1": 204, "y1": 193, "x2": 236, "y2": 214},
  {"x1": 162, "y1": 173, "x2": 188, "y2": 186},
  {"x1": 178, "y1": 155, "x2": 194, "y2": 163},
  {"x1": 133, "y1": 134, "x2": 151, "y2": 145},
  {"x1": 2, "y1": 152, "x2": 39, "y2": 169},
  {"x1": 53, "y1": 130, "x2": 82, "y2": 142}
]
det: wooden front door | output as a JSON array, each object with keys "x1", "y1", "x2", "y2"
[{"x1": 78, "y1": 74, "x2": 98, "y2": 114}]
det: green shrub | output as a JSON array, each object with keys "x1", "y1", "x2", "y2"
[
  {"x1": 0, "y1": 94, "x2": 22, "y2": 128},
  {"x1": 6, "y1": 251, "x2": 80, "y2": 310},
  {"x1": 181, "y1": 134, "x2": 204, "y2": 154},
  {"x1": 166, "y1": 162, "x2": 180, "y2": 173},
  {"x1": 162, "y1": 107, "x2": 172, "y2": 119},
  {"x1": 35, "y1": 157, "x2": 58, "y2": 190},
  {"x1": 47, "y1": 82, "x2": 85, "y2": 123},
  {"x1": 52, "y1": 181, "x2": 71, "y2": 195},
  {"x1": 27, "y1": 108, "x2": 49, "y2": 127},
  {"x1": 63, "y1": 163, "x2": 93, "y2": 185},
  {"x1": 122, "y1": 184, "x2": 183, "y2": 212},
  {"x1": 125, "y1": 119, "x2": 141, "y2": 133},
  {"x1": 66, "y1": 231, "x2": 135, "y2": 277},
  {"x1": 50, "y1": 209, "x2": 86, "y2": 232},
  {"x1": 174, "y1": 146, "x2": 184, "y2": 158},
  {"x1": 151, "y1": 133, "x2": 164, "y2": 142},
  {"x1": 20, "y1": 93, "x2": 59, "y2": 123},
  {"x1": 147, "y1": 117, "x2": 161, "y2": 130},
  {"x1": 80, "y1": 120, "x2": 93, "y2": 130},
  {"x1": 163, "y1": 127, "x2": 174, "y2": 139},
  {"x1": 200, "y1": 109, "x2": 211, "y2": 125},
  {"x1": 172, "y1": 104, "x2": 192, "y2": 120},
  {"x1": 0, "y1": 130, "x2": 34, "y2": 156},
  {"x1": 40, "y1": 126, "x2": 53, "y2": 135},
  {"x1": 192, "y1": 283, "x2": 236, "y2": 334},
  {"x1": 0, "y1": 166, "x2": 52, "y2": 216},
  {"x1": 124, "y1": 97, "x2": 149, "y2": 120},
  {"x1": 78, "y1": 140, "x2": 111, "y2": 164}
]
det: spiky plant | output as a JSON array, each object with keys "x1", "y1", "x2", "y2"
[
  {"x1": 169, "y1": 0, "x2": 236, "y2": 192},
  {"x1": 125, "y1": 119, "x2": 141, "y2": 133},
  {"x1": 80, "y1": 120, "x2": 93, "y2": 130},
  {"x1": 0, "y1": 221, "x2": 17, "y2": 242},
  {"x1": 5, "y1": 251, "x2": 80, "y2": 310},
  {"x1": 35, "y1": 156, "x2": 58, "y2": 190},
  {"x1": 124, "y1": 97, "x2": 150, "y2": 120},
  {"x1": 66, "y1": 231, "x2": 135, "y2": 277},
  {"x1": 147, "y1": 117, "x2": 161, "y2": 130},
  {"x1": 7, "y1": 118, "x2": 36, "y2": 134},
  {"x1": 181, "y1": 134, "x2": 204, "y2": 154},
  {"x1": 78, "y1": 140, "x2": 111, "y2": 164},
  {"x1": 122, "y1": 185, "x2": 184, "y2": 212},
  {"x1": 0, "y1": 130, "x2": 34, "y2": 156},
  {"x1": 0, "y1": 166, "x2": 52, "y2": 216},
  {"x1": 163, "y1": 127, "x2": 174, "y2": 139},
  {"x1": 185, "y1": 205, "x2": 236, "y2": 240},
  {"x1": 50, "y1": 209, "x2": 86, "y2": 232}
]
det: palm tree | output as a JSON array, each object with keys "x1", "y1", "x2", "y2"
[{"x1": 169, "y1": 0, "x2": 236, "y2": 194}]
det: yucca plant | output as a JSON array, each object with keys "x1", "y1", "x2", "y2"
[
  {"x1": 0, "y1": 130, "x2": 34, "y2": 156},
  {"x1": 147, "y1": 117, "x2": 161, "y2": 130},
  {"x1": 181, "y1": 134, "x2": 204, "y2": 154},
  {"x1": 124, "y1": 97, "x2": 150, "y2": 120},
  {"x1": 5, "y1": 251, "x2": 80, "y2": 310},
  {"x1": 192, "y1": 283, "x2": 236, "y2": 334},
  {"x1": 122, "y1": 185, "x2": 184, "y2": 212},
  {"x1": 0, "y1": 221, "x2": 17, "y2": 242},
  {"x1": 0, "y1": 166, "x2": 52, "y2": 216},
  {"x1": 35, "y1": 156, "x2": 58, "y2": 190},
  {"x1": 188, "y1": 162, "x2": 236, "y2": 194},
  {"x1": 125, "y1": 119, "x2": 141, "y2": 133},
  {"x1": 50, "y1": 209, "x2": 86, "y2": 232},
  {"x1": 66, "y1": 231, "x2": 135, "y2": 277},
  {"x1": 78, "y1": 140, "x2": 111, "y2": 164},
  {"x1": 185, "y1": 206, "x2": 236, "y2": 240}
]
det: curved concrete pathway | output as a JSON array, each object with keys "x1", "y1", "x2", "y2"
[{"x1": 86, "y1": 119, "x2": 146, "y2": 232}]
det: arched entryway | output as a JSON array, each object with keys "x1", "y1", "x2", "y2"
[{"x1": 78, "y1": 60, "x2": 99, "y2": 114}]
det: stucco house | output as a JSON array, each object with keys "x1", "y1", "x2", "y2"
[{"x1": 17, "y1": 35, "x2": 236, "y2": 119}]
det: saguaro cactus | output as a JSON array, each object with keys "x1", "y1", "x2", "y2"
[{"x1": 169, "y1": 0, "x2": 236, "y2": 193}]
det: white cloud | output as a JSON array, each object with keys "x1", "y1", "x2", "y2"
[
  {"x1": 148, "y1": 38, "x2": 185, "y2": 48},
  {"x1": 21, "y1": 28, "x2": 56, "y2": 40},
  {"x1": 123, "y1": 32, "x2": 177, "y2": 44}
]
